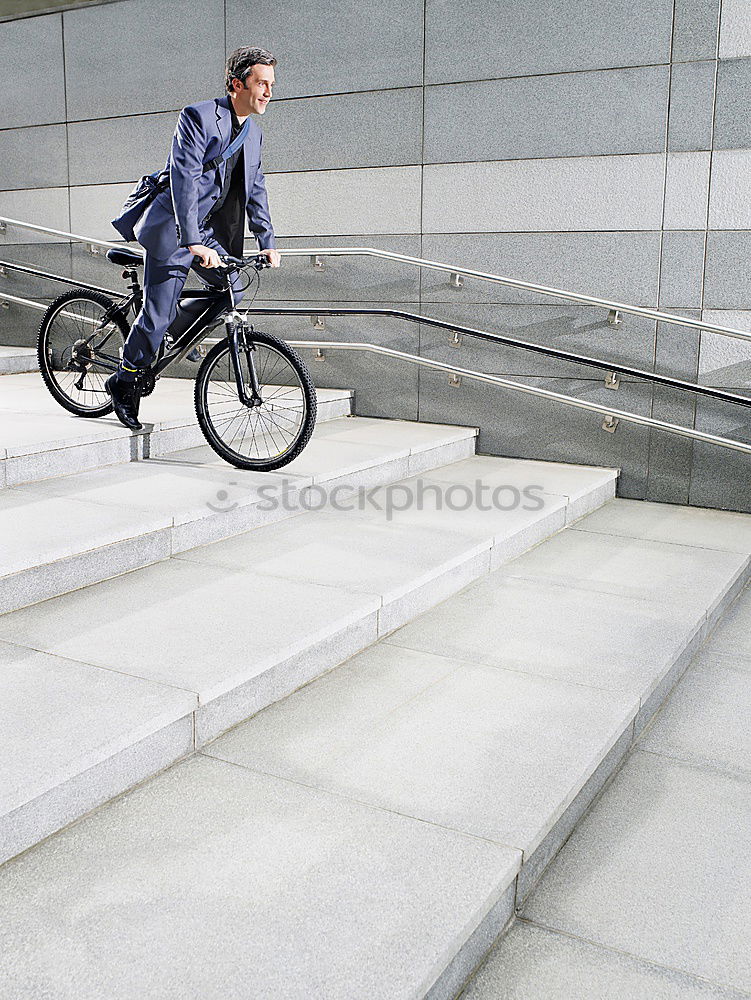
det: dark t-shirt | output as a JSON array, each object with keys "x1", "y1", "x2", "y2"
[{"x1": 206, "y1": 103, "x2": 246, "y2": 257}]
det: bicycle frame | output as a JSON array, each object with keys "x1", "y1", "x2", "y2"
[{"x1": 81, "y1": 264, "x2": 246, "y2": 381}]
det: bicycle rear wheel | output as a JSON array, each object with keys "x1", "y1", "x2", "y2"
[
  {"x1": 37, "y1": 289, "x2": 129, "y2": 417},
  {"x1": 195, "y1": 328, "x2": 317, "y2": 471}
]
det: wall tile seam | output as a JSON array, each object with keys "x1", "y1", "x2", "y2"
[
  {"x1": 254, "y1": 150, "x2": 716, "y2": 175},
  {"x1": 687, "y1": 3, "x2": 725, "y2": 502},
  {"x1": 239, "y1": 303, "x2": 728, "y2": 313},
  {"x1": 0, "y1": 86, "x2": 426, "y2": 132},
  {"x1": 8, "y1": 152, "x2": 722, "y2": 193},
  {"x1": 646, "y1": 0, "x2": 678, "y2": 495},
  {"x1": 418, "y1": 0, "x2": 427, "y2": 322},
  {"x1": 423, "y1": 59, "x2": 717, "y2": 88},
  {"x1": 11, "y1": 54, "x2": 751, "y2": 134},
  {"x1": 14, "y1": 221, "x2": 751, "y2": 240},
  {"x1": 0, "y1": 221, "x2": 692, "y2": 240},
  {"x1": 60, "y1": 6, "x2": 72, "y2": 242}
]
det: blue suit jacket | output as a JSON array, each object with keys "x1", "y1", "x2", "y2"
[{"x1": 133, "y1": 94, "x2": 275, "y2": 258}]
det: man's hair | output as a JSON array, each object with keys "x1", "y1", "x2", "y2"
[{"x1": 225, "y1": 47, "x2": 276, "y2": 93}]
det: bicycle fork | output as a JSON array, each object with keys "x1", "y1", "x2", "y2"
[{"x1": 226, "y1": 315, "x2": 263, "y2": 408}]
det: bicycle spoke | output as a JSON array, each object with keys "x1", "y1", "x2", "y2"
[
  {"x1": 201, "y1": 338, "x2": 310, "y2": 467},
  {"x1": 42, "y1": 295, "x2": 127, "y2": 413}
]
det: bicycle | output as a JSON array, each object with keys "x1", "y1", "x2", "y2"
[{"x1": 36, "y1": 249, "x2": 317, "y2": 471}]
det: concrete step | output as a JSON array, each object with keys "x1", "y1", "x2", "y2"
[
  {"x1": 0, "y1": 373, "x2": 353, "y2": 488},
  {"x1": 0, "y1": 415, "x2": 478, "y2": 615},
  {"x1": 0, "y1": 346, "x2": 37, "y2": 375},
  {"x1": 0, "y1": 455, "x2": 616, "y2": 867},
  {"x1": 1, "y1": 497, "x2": 749, "y2": 999}
]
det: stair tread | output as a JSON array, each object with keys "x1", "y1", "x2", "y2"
[
  {"x1": 0, "y1": 450, "x2": 614, "y2": 865},
  {"x1": 0, "y1": 373, "x2": 352, "y2": 451},
  {"x1": 0, "y1": 640, "x2": 196, "y2": 816},
  {"x1": 0, "y1": 451, "x2": 593, "y2": 703},
  {"x1": 2, "y1": 498, "x2": 749, "y2": 999},
  {"x1": 204, "y1": 504, "x2": 750, "y2": 859},
  {"x1": 0, "y1": 346, "x2": 37, "y2": 376},
  {"x1": 206, "y1": 641, "x2": 639, "y2": 858},
  {"x1": 2, "y1": 417, "x2": 483, "y2": 585},
  {"x1": 573, "y1": 496, "x2": 751, "y2": 553},
  {"x1": 0, "y1": 753, "x2": 522, "y2": 1000}
]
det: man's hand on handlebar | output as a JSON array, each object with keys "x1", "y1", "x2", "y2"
[
  {"x1": 188, "y1": 244, "x2": 222, "y2": 268},
  {"x1": 188, "y1": 245, "x2": 281, "y2": 270},
  {"x1": 257, "y1": 248, "x2": 281, "y2": 268}
]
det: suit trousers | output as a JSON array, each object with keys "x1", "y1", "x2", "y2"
[{"x1": 118, "y1": 229, "x2": 245, "y2": 381}]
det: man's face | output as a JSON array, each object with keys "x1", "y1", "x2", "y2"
[{"x1": 232, "y1": 64, "x2": 274, "y2": 116}]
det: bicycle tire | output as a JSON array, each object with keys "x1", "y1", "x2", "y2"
[
  {"x1": 37, "y1": 288, "x2": 129, "y2": 417},
  {"x1": 194, "y1": 328, "x2": 317, "y2": 471}
]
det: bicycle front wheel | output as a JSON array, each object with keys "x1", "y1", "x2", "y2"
[
  {"x1": 37, "y1": 289, "x2": 129, "y2": 417},
  {"x1": 194, "y1": 328, "x2": 317, "y2": 471}
]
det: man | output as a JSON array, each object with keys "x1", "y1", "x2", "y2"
[{"x1": 106, "y1": 46, "x2": 281, "y2": 430}]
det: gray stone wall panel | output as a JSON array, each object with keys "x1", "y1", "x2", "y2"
[
  {"x1": 262, "y1": 90, "x2": 423, "y2": 172},
  {"x1": 645, "y1": 390, "x2": 695, "y2": 504},
  {"x1": 424, "y1": 67, "x2": 669, "y2": 164},
  {"x1": 672, "y1": 0, "x2": 721, "y2": 62},
  {"x1": 704, "y1": 231, "x2": 751, "y2": 309},
  {"x1": 690, "y1": 394, "x2": 751, "y2": 511},
  {"x1": 63, "y1": 0, "x2": 225, "y2": 120},
  {"x1": 655, "y1": 314, "x2": 701, "y2": 381},
  {"x1": 663, "y1": 152, "x2": 711, "y2": 230},
  {"x1": 68, "y1": 113, "x2": 177, "y2": 186},
  {"x1": 422, "y1": 155, "x2": 666, "y2": 233},
  {"x1": 418, "y1": 371, "x2": 652, "y2": 498},
  {"x1": 0, "y1": 125, "x2": 68, "y2": 191},
  {"x1": 420, "y1": 232, "x2": 661, "y2": 306},
  {"x1": 668, "y1": 61, "x2": 716, "y2": 152},
  {"x1": 425, "y1": 0, "x2": 673, "y2": 82},
  {"x1": 0, "y1": 189, "x2": 70, "y2": 240},
  {"x1": 719, "y1": 0, "x2": 751, "y2": 60},
  {"x1": 226, "y1": 0, "x2": 424, "y2": 97},
  {"x1": 0, "y1": 14, "x2": 65, "y2": 128},
  {"x1": 261, "y1": 235, "x2": 422, "y2": 302},
  {"x1": 659, "y1": 232, "x2": 707, "y2": 309},
  {"x1": 708, "y1": 149, "x2": 751, "y2": 228},
  {"x1": 714, "y1": 58, "x2": 751, "y2": 150},
  {"x1": 269, "y1": 167, "x2": 422, "y2": 237}
]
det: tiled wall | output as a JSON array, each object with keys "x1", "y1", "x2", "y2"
[{"x1": 1, "y1": 0, "x2": 750, "y2": 510}]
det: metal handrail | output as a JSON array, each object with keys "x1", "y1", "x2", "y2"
[
  {"x1": 0, "y1": 216, "x2": 122, "y2": 252},
  {"x1": 281, "y1": 248, "x2": 751, "y2": 346},
  {"x1": 0, "y1": 259, "x2": 125, "y2": 299},
  {"x1": 3, "y1": 271, "x2": 747, "y2": 409},
  {"x1": 2, "y1": 213, "x2": 750, "y2": 345},
  {"x1": 3, "y1": 288, "x2": 750, "y2": 458},
  {"x1": 288, "y1": 340, "x2": 751, "y2": 457},
  {"x1": 245, "y1": 306, "x2": 751, "y2": 410}
]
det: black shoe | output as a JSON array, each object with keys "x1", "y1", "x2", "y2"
[
  {"x1": 186, "y1": 347, "x2": 202, "y2": 363},
  {"x1": 105, "y1": 374, "x2": 143, "y2": 431}
]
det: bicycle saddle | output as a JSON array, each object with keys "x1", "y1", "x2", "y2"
[{"x1": 106, "y1": 248, "x2": 144, "y2": 267}]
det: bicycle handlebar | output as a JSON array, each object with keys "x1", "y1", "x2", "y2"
[{"x1": 219, "y1": 253, "x2": 272, "y2": 272}]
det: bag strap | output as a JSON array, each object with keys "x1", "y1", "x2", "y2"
[{"x1": 205, "y1": 117, "x2": 250, "y2": 172}]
